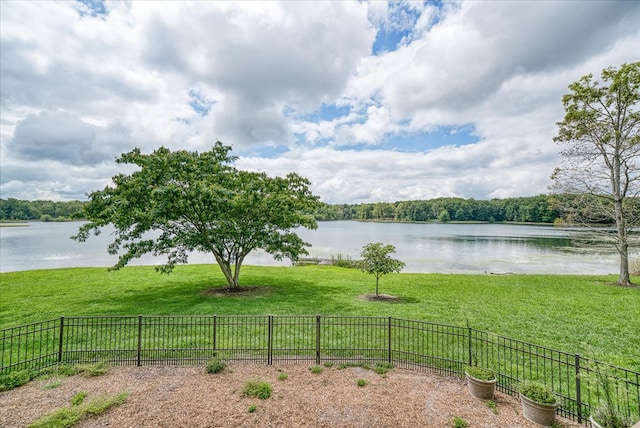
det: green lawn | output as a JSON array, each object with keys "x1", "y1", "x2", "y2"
[{"x1": 1, "y1": 265, "x2": 638, "y2": 371}]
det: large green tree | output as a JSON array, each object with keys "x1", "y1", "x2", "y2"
[
  {"x1": 74, "y1": 142, "x2": 320, "y2": 289},
  {"x1": 359, "y1": 242, "x2": 405, "y2": 297},
  {"x1": 551, "y1": 62, "x2": 640, "y2": 286}
]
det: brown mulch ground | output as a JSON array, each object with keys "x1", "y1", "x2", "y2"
[{"x1": 0, "y1": 364, "x2": 585, "y2": 428}]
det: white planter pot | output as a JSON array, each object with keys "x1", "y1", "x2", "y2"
[
  {"x1": 520, "y1": 393, "x2": 557, "y2": 427},
  {"x1": 465, "y1": 372, "x2": 496, "y2": 399}
]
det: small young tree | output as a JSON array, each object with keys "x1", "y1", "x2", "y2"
[{"x1": 360, "y1": 242, "x2": 405, "y2": 297}]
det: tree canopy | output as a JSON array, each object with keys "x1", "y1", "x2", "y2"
[
  {"x1": 551, "y1": 62, "x2": 640, "y2": 286},
  {"x1": 74, "y1": 142, "x2": 320, "y2": 289},
  {"x1": 359, "y1": 242, "x2": 405, "y2": 297}
]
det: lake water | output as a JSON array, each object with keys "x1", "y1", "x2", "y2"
[{"x1": 0, "y1": 221, "x2": 618, "y2": 274}]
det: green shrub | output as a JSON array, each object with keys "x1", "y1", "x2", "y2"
[
  {"x1": 309, "y1": 365, "x2": 323, "y2": 374},
  {"x1": 206, "y1": 358, "x2": 227, "y2": 374},
  {"x1": 0, "y1": 369, "x2": 33, "y2": 391},
  {"x1": 331, "y1": 253, "x2": 359, "y2": 269},
  {"x1": 374, "y1": 362, "x2": 394, "y2": 375},
  {"x1": 242, "y1": 380, "x2": 272, "y2": 400},
  {"x1": 591, "y1": 403, "x2": 633, "y2": 428},
  {"x1": 0, "y1": 363, "x2": 111, "y2": 392},
  {"x1": 518, "y1": 381, "x2": 558, "y2": 405}
]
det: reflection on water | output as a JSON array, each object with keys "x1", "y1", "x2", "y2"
[{"x1": 0, "y1": 221, "x2": 618, "y2": 274}]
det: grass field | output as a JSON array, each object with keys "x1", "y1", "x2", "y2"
[{"x1": 1, "y1": 265, "x2": 638, "y2": 371}]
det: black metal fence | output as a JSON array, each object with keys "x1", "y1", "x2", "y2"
[{"x1": 2, "y1": 315, "x2": 639, "y2": 425}]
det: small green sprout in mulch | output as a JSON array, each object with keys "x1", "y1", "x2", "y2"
[
  {"x1": 277, "y1": 372, "x2": 288, "y2": 381},
  {"x1": 309, "y1": 365, "x2": 323, "y2": 374},
  {"x1": 336, "y1": 361, "x2": 394, "y2": 376},
  {"x1": 28, "y1": 391, "x2": 129, "y2": 428},
  {"x1": 453, "y1": 416, "x2": 468, "y2": 428},
  {"x1": 71, "y1": 391, "x2": 87, "y2": 406},
  {"x1": 485, "y1": 399, "x2": 498, "y2": 414},
  {"x1": 43, "y1": 380, "x2": 63, "y2": 390},
  {"x1": 338, "y1": 361, "x2": 370, "y2": 370},
  {"x1": 248, "y1": 404, "x2": 257, "y2": 413},
  {"x1": 241, "y1": 380, "x2": 272, "y2": 400},
  {"x1": 323, "y1": 361, "x2": 334, "y2": 368},
  {"x1": 74, "y1": 362, "x2": 109, "y2": 377},
  {"x1": 356, "y1": 378, "x2": 367, "y2": 387}
]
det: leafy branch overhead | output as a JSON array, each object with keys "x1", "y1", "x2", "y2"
[{"x1": 73, "y1": 142, "x2": 321, "y2": 289}]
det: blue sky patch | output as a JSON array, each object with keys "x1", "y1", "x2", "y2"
[
  {"x1": 288, "y1": 103, "x2": 351, "y2": 122},
  {"x1": 373, "y1": 27, "x2": 410, "y2": 55},
  {"x1": 336, "y1": 125, "x2": 479, "y2": 152},
  {"x1": 188, "y1": 89, "x2": 214, "y2": 117},
  {"x1": 76, "y1": 0, "x2": 107, "y2": 17},
  {"x1": 237, "y1": 144, "x2": 290, "y2": 159}
]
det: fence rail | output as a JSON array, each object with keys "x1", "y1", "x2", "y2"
[{"x1": 2, "y1": 315, "x2": 639, "y2": 425}]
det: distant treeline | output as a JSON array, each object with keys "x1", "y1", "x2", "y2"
[
  {"x1": 0, "y1": 198, "x2": 86, "y2": 221},
  {"x1": 0, "y1": 194, "x2": 598, "y2": 225},
  {"x1": 313, "y1": 195, "x2": 562, "y2": 224}
]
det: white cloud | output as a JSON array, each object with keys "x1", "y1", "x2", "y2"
[{"x1": 1, "y1": 0, "x2": 638, "y2": 203}]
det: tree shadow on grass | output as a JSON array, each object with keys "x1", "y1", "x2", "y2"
[
  {"x1": 90, "y1": 273, "x2": 318, "y2": 316},
  {"x1": 359, "y1": 294, "x2": 419, "y2": 304},
  {"x1": 201, "y1": 285, "x2": 277, "y2": 298}
]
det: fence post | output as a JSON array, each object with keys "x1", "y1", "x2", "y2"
[
  {"x1": 137, "y1": 315, "x2": 142, "y2": 367},
  {"x1": 58, "y1": 316, "x2": 65, "y2": 363},
  {"x1": 575, "y1": 353, "x2": 582, "y2": 423},
  {"x1": 468, "y1": 327, "x2": 473, "y2": 367},
  {"x1": 268, "y1": 315, "x2": 273, "y2": 365},
  {"x1": 212, "y1": 315, "x2": 217, "y2": 355},
  {"x1": 316, "y1": 315, "x2": 321, "y2": 365},
  {"x1": 388, "y1": 317, "x2": 392, "y2": 364}
]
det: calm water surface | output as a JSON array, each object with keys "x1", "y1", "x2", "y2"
[{"x1": 0, "y1": 221, "x2": 617, "y2": 274}]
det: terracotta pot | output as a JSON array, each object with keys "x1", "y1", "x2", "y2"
[
  {"x1": 520, "y1": 393, "x2": 557, "y2": 427},
  {"x1": 465, "y1": 372, "x2": 496, "y2": 399}
]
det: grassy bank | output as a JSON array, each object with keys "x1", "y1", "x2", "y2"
[{"x1": 1, "y1": 265, "x2": 638, "y2": 370}]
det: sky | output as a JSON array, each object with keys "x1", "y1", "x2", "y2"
[{"x1": 1, "y1": 1, "x2": 639, "y2": 205}]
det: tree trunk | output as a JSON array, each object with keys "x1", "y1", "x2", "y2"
[
  {"x1": 617, "y1": 223, "x2": 631, "y2": 286},
  {"x1": 375, "y1": 275, "x2": 379, "y2": 296},
  {"x1": 232, "y1": 255, "x2": 245, "y2": 290},
  {"x1": 213, "y1": 253, "x2": 236, "y2": 289},
  {"x1": 614, "y1": 198, "x2": 632, "y2": 286}
]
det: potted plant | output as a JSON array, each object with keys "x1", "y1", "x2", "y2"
[
  {"x1": 464, "y1": 366, "x2": 496, "y2": 399},
  {"x1": 518, "y1": 381, "x2": 558, "y2": 427}
]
